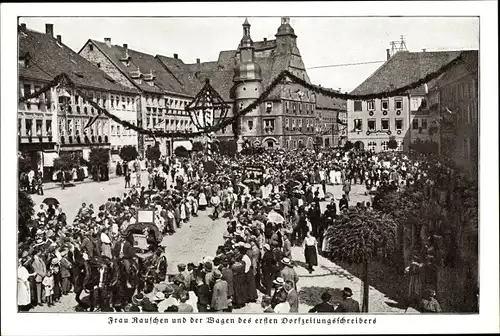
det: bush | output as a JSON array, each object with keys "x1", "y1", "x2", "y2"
[
  {"x1": 53, "y1": 152, "x2": 79, "y2": 172},
  {"x1": 174, "y1": 145, "x2": 190, "y2": 158},
  {"x1": 146, "y1": 144, "x2": 161, "y2": 163},
  {"x1": 119, "y1": 145, "x2": 139, "y2": 162}
]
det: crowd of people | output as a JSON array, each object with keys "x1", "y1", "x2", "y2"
[{"x1": 17, "y1": 145, "x2": 470, "y2": 314}]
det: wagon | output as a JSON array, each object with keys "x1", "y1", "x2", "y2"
[{"x1": 123, "y1": 222, "x2": 163, "y2": 259}]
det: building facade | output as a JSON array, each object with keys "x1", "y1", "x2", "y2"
[
  {"x1": 79, "y1": 40, "x2": 194, "y2": 158},
  {"x1": 18, "y1": 23, "x2": 137, "y2": 180},
  {"x1": 348, "y1": 50, "x2": 462, "y2": 152},
  {"x1": 430, "y1": 51, "x2": 479, "y2": 180}
]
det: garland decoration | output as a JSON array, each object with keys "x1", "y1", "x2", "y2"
[{"x1": 17, "y1": 52, "x2": 465, "y2": 139}]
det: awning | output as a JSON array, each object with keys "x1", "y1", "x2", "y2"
[
  {"x1": 43, "y1": 151, "x2": 58, "y2": 167},
  {"x1": 173, "y1": 140, "x2": 192, "y2": 151}
]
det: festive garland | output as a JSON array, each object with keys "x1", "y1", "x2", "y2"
[{"x1": 18, "y1": 52, "x2": 464, "y2": 139}]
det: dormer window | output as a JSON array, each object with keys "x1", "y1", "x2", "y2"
[
  {"x1": 89, "y1": 44, "x2": 94, "y2": 51},
  {"x1": 266, "y1": 102, "x2": 272, "y2": 113}
]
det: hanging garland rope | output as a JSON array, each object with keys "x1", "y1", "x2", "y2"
[{"x1": 18, "y1": 52, "x2": 464, "y2": 139}]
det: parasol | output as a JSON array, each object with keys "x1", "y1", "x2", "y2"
[
  {"x1": 42, "y1": 197, "x2": 60, "y2": 206},
  {"x1": 267, "y1": 211, "x2": 284, "y2": 224}
]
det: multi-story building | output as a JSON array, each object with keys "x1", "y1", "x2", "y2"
[
  {"x1": 18, "y1": 23, "x2": 137, "y2": 180},
  {"x1": 348, "y1": 49, "x2": 462, "y2": 152},
  {"x1": 428, "y1": 50, "x2": 478, "y2": 180},
  {"x1": 316, "y1": 93, "x2": 347, "y2": 147},
  {"x1": 192, "y1": 17, "x2": 337, "y2": 149},
  {"x1": 79, "y1": 39, "x2": 195, "y2": 157}
]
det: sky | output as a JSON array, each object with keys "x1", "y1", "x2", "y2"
[{"x1": 19, "y1": 17, "x2": 479, "y2": 92}]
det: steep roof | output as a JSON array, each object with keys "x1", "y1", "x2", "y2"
[
  {"x1": 350, "y1": 50, "x2": 464, "y2": 96},
  {"x1": 316, "y1": 93, "x2": 347, "y2": 111},
  {"x1": 19, "y1": 27, "x2": 137, "y2": 94},
  {"x1": 90, "y1": 40, "x2": 192, "y2": 97}
]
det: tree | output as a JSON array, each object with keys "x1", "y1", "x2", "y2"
[
  {"x1": 218, "y1": 140, "x2": 237, "y2": 157},
  {"x1": 146, "y1": 144, "x2": 161, "y2": 164},
  {"x1": 323, "y1": 207, "x2": 398, "y2": 312},
  {"x1": 192, "y1": 141, "x2": 204, "y2": 152},
  {"x1": 53, "y1": 152, "x2": 79, "y2": 172},
  {"x1": 174, "y1": 145, "x2": 190, "y2": 158},
  {"x1": 18, "y1": 152, "x2": 35, "y2": 174},
  {"x1": 119, "y1": 145, "x2": 139, "y2": 162},
  {"x1": 344, "y1": 141, "x2": 354, "y2": 151},
  {"x1": 18, "y1": 189, "x2": 35, "y2": 242},
  {"x1": 388, "y1": 137, "x2": 398, "y2": 150},
  {"x1": 88, "y1": 148, "x2": 109, "y2": 182}
]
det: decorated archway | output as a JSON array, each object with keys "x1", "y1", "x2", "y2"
[{"x1": 262, "y1": 137, "x2": 278, "y2": 149}]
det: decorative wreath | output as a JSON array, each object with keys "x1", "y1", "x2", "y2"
[
  {"x1": 397, "y1": 130, "x2": 402, "y2": 135},
  {"x1": 387, "y1": 130, "x2": 392, "y2": 135}
]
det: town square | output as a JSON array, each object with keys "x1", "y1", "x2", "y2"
[{"x1": 11, "y1": 14, "x2": 483, "y2": 318}]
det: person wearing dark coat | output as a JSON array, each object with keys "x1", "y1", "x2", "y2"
[
  {"x1": 309, "y1": 292, "x2": 336, "y2": 312},
  {"x1": 231, "y1": 256, "x2": 247, "y2": 308},
  {"x1": 339, "y1": 194, "x2": 349, "y2": 211},
  {"x1": 261, "y1": 244, "x2": 277, "y2": 295},
  {"x1": 194, "y1": 272, "x2": 211, "y2": 312},
  {"x1": 337, "y1": 287, "x2": 360, "y2": 312}
]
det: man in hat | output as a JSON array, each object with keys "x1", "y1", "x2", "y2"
[
  {"x1": 31, "y1": 248, "x2": 47, "y2": 306},
  {"x1": 261, "y1": 243, "x2": 276, "y2": 295},
  {"x1": 337, "y1": 287, "x2": 360, "y2": 312},
  {"x1": 157, "y1": 283, "x2": 179, "y2": 312},
  {"x1": 280, "y1": 257, "x2": 299, "y2": 289},
  {"x1": 270, "y1": 277, "x2": 286, "y2": 308},
  {"x1": 112, "y1": 233, "x2": 135, "y2": 285},
  {"x1": 204, "y1": 261, "x2": 215, "y2": 290},
  {"x1": 309, "y1": 291, "x2": 336, "y2": 312},
  {"x1": 177, "y1": 263, "x2": 191, "y2": 290},
  {"x1": 210, "y1": 269, "x2": 229, "y2": 312}
]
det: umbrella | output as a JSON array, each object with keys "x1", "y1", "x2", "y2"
[
  {"x1": 42, "y1": 197, "x2": 59, "y2": 206},
  {"x1": 267, "y1": 212, "x2": 284, "y2": 224}
]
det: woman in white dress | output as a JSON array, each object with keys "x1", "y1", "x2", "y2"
[
  {"x1": 198, "y1": 191, "x2": 208, "y2": 211},
  {"x1": 18, "y1": 252, "x2": 35, "y2": 311}
]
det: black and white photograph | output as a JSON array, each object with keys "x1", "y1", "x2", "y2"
[{"x1": 1, "y1": 2, "x2": 498, "y2": 336}]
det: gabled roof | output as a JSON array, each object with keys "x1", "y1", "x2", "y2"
[
  {"x1": 19, "y1": 27, "x2": 137, "y2": 94},
  {"x1": 89, "y1": 40, "x2": 191, "y2": 97},
  {"x1": 350, "y1": 50, "x2": 464, "y2": 96}
]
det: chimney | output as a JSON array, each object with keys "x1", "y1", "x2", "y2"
[
  {"x1": 263, "y1": 37, "x2": 267, "y2": 43},
  {"x1": 123, "y1": 43, "x2": 128, "y2": 51},
  {"x1": 386, "y1": 48, "x2": 391, "y2": 61},
  {"x1": 45, "y1": 23, "x2": 54, "y2": 37},
  {"x1": 173, "y1": 53, "x2": 178, "y2": 59},
  {"x1": 20, "y1": 23, "x2": 27, "y2": 32},
  {"x1": 422, "y1": 48, "x2": 427, "y2": 52},
  {"x1": 196, "y1": 58, "x2": 200, "y2": 64},
  {"x1": 104, "y1": 37, "x2": 111, "y2": 47},
  {"x1": 56, "y1": 35, "x2": 62, "y2": 44}
]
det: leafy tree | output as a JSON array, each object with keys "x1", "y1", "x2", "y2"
[
  {"x1": 53, "y1": 152, "x2": 79, "y2": 172},
  {"x1": 344, "y1": 141, "x2": 354, "y2": 151},
  {"x1": 192, "y1": 141, "x2": 204, "y2": 152},
  {"x1": 146, "y1": 144, "x2": 161, "y2": 164},
  {"x1": 323, "y1": 207, "x2": 398, "y2": 312},
  {"x1": 119, "y1": 145, "x2": 139, "y2": 162},
  {"x1": 218, "y1": 140, "x2": 237, "y2": 157},
  {"x1": 410, "y1": 139, "x2": 439, "y2": 154},
  {"x1": 18, "y1": 189, "x2": 34, "y2": 227},
  {"x1": 388, "y1": 138, "x2": 398, "y2": 150},
  {"x1": 89, "y1": 148, "x2": 109, "y2": 182},
  {"x1": 18, "y1": 152, "x2": 35, "y2": 174},
  {"x1": 174, "y1": 145, "x2": 190, "y2": 158}
]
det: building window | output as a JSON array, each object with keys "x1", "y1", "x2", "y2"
[
  {"x1": 23, "y1": 84, "x2": 31, "y2": 96},
  {"x1": 292, "y1": 119, "x2": 296, "y2": 128},
  {"x1": 36, "y1": 120, "x2": 43, "y2": 136},
  {"x1": 264, "y1": 119, "x2": 275, "y2": 132},
  {"x1": 381, "y1": 99, "x2": 389, "y2": 110},
  {"x1": 285, "y1": 118, "x2": 289, "y2": 128},
  {"x1": 25, "y1": 119, "x2": 32, "y2": 136},
  {"x1": 395, "y1": 118, "x2": 403, "y2": 130},
  {"x1": 421, "y1": 118, "x2": 428, "y2": 129},
  {"x1": 46, "y1": 120, "x2": 52, "y2": 136},
  {"x1": 367, "y1": 100, "x2": 375, "y2": 110},
  {"x1": 381, "y1": 118, "x2": 390, "y2": 131},
  {"x1": 381, "y1": 141, "x2": 388, "y2": 151},
  {"x1": 247, "y1": 120, "x2": 254, "y2": 131},
  {"x1": 395, "y1": 99, "x2": 403, "y2": 109},
  {"x1": 292, "y1": 103, "x2": 297, "y2": 114},
  {"x1": 116, "y1": 125, "x2": 121, "y2": 135},
  {"x1": 97, "y1": 63, "x2": 101, "y2": 69},
  {"x1": 368, "y1": 119, "x2": 376, "y2": 131},
  {"x1": 89, "y1": 44, "x2": 94, "y2": 51},
  {"x1": 354, "y1": 101, "x2": 362, "y2": 111},
  {"x1": 354, "y1": 119, "x2": 362, "y2": 131},
  {"x1": 368, "y1": 141, "x2": 377, "y2": 152},
  {"x1": 412, "y1": 118, "x2": 419, "y2": 130}
]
